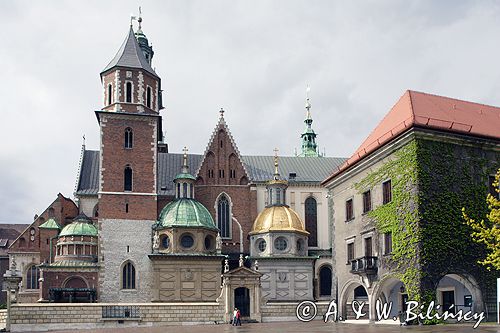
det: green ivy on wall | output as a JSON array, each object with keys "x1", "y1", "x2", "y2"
[{"x1": 355, "y1": 137, "x2": 498, "y2": 304}]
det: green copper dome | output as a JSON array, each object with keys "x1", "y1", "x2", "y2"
[
  {"x1": 174, "y1": 172, "x2": 196, "y2": 181},
  {"x1": 39, "y1": 218, "x2": 61, "y2": 230},
  {"x1": 157, "y1": 198, "x2": 217, "y2": 231},
  {"x1": 59, "y1": 221, "x2": 98, "y2": 237}
]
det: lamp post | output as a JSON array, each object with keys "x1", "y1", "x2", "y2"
[{"x1": 2, "y1": 258, "x2": 22, "y2": 332}]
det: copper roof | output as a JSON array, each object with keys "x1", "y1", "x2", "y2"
[{"x1": 323, "y1": 90, "x2": 500, "y2": 184}]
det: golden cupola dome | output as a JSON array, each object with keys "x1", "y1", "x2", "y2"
[{"x1": 250, "y1": 205, "x2": 309, "y2": 235}]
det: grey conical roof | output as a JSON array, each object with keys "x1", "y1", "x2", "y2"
[{"x1": 101, "y1": 26, "x2": 158, "y2": 78}]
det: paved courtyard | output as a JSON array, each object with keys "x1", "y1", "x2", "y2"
[{"x1": 42, "y1": 322, "x2": 500, "y2": 333}]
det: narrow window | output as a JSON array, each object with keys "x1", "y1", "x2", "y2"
[
  {"x1": 183, "y1": 183, "x2": 188, "y2": 198},
  {"x1": 26, "y1": 265, "x2": 40, "y2": 289},
  {"x1": 126, "y1": 82, "x2": 132, "y2": 103},
  {"x1": 122, "y1": 262, "x2": 136, "y2": 289},
  {"x1": 362, "y1": 190, "x2": 372, "y2": 213},
  {"x1": 107, "y1": 84, "x2": 112, "y2": 105},
  {"x1": 177, "y1": 183, "x2": 181, "y2": 197},
  {"x1": 384, "y1": 232, "x2": 393, "y2": 255},
  {"x1": 217, "y1": 194, "x2": 230, "y2": 238},
  {"x1": 305, "y1": 197, "x2": 317, "y2": 247},
  {"x1": 124, "y1": 165, "x2": 133, "y2": 191},
  {"x1": 346, "y1": 199, "x2": 354, "y2": 221},
  {"x1": 383, "y1": 180, "x2": 392, "y2": 204},
  {"x1": 146, "y1": 86, "x2": 152, "y2": 108},
  {"x1": 364, "y1": 237, "x2": 372, "y2": 257},
  {"x1": 347, "y1": 242, "x2": 355, "y2": 263},
  {"x1": 124, "y1": 128, "x2": 133, "y2": 149},
  {"x1": 125, "y1": 203, "x2": 129, "y2": 213}
]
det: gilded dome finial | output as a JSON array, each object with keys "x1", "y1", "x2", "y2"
[{"x1": 273, "y1": 148, "x2": 279, "y2": 179}]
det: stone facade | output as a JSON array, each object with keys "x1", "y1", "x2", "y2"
[{"x1": 99, "y1": 219, "x2": 154, "y2": 302}]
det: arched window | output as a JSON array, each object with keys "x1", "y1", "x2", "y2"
[
  {"x1": 305, "y1": 197, "x2": 318, "y2": 247},
  {"x1": 319, "y1": 266, "x2": 332, "y2": 296},
  {"x1": 122, "y1": 262, "x2": 136, "y2": 289},
  {"x1": 124, "y1": 128, "x2": 133, "y2": 149},
  {"x1": 183, "y1": 183, "x2": 188, "y2": 198},
  {"x1": 26, "y1": 265, "x2": 40, "y2": 289},
  {"x1": 107, "y1": 84, "x2": 112, "y2": 105},
  {"x1": 48, "y1": 207, "x2": 55, "y2": 218},
  {"x1": 125, "y1": 82, "x2": 132, "y2": 103},
  {"x1": 124, "y1": 165, "x2": 133, "y2": 191},
  {"x1": 146, "y1": 86, "x2": 152, "y2": 108},
  {"x1": 217, "y1": 194, "x2": 230, "y2": 238}
]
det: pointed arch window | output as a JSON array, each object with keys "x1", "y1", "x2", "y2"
[
  {"x1": 122, "y1": 262, "x2": 136, "y2": 289},
  {"x1": 125, "y1": 82, "x2": 132, "y2": 103},
  {"x1": 26, "y1": 265, "x2": 40, "y2": 289},
  {"x1": 217, "y1": 194, "x2": 230, "y2": 238},
  {"x1": 124, "y1": 165, "x2": 133, "y2": 191},
  {"x1": 305, "y1": 197, "x2": 318, "y2": 247},
  {"x1": 146, "y1": 86, "x2": 152, "y2": 108},
  {"x1": 124, "y1": 127, "x2": 133, "y2": 149}
]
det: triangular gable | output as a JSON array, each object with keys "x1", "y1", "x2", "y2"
[
  {"x1": 195, "y1": 113, "x2": 251, "y2": 183},
  {"x1": 223, "y1": 266, "x2": 262, "y2": 278}
]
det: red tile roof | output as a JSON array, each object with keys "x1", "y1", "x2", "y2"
[{"x1": 323, "y1": 90, "x2": 500, "y2": 184}]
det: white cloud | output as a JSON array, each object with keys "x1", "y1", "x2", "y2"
[{"x1": 1, "y1": 0, "x2": 499, "y2": 223}]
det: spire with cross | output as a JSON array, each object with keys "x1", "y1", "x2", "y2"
[{"x1": 299, "y1": 85, "x2": 320, "y2": 157}]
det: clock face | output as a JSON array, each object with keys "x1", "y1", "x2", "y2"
[
  {"x1": 30, "y1": 229, "x2": 35, "y2": 235},
  {"x1": 30, "y1": 235, "x2": 35, "y2": 241}
]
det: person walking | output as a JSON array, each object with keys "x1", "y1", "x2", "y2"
[
  {"x1": 236, "y1": 308, "x2": 242, "y2": 326},
  {"x1": 232, "y1": 308, "x2": 238, "y2": 326}
]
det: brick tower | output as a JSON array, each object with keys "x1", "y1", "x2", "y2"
[{"x1": 97, "y1": 17, "x2": 163, "y2": 302}]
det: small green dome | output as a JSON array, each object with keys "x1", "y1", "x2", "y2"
[
  {"x1": 174, "y1": 172, "x2": 196, "y2": 181},
  {"x1": 59, "y1": 221, "x2": 98, "y2": 237},
  {"x1": 157, "y1": 198, "x2": 217, "y2": 231}
]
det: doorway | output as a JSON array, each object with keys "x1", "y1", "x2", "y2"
[
  {"x1": 234, "y1": 287, "x2": 250, "y2": 317},
  {"x1": 442, "y1": 290, "x2": 455, "y2": 313}
]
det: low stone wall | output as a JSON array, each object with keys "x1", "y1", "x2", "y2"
[
  {"x1": 0, "y1": 309, "x2": 6, "y2": 329},
  {"x1": 262, "y1": 301, "x2": 333, "y2": 322},
  {"x1": 10, "y1": 302, "x2": 225, "y2": 332}
]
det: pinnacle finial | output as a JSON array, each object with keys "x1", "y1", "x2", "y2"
[
  {"x1": 273, "y1": 148, "x2": 279, "y2": 178},
  {"x1": 138, "y1": 6, "x2": 143, "y2": 29},
  {"x1": 305, "y1": 85, "x2": 312, "y2": 118},
  {"x1": 219, "y1": 107, "x2": 225, "y2": 118},
  {"x1": 182, "y1": 146, "x2": 188, "y2": 167}
]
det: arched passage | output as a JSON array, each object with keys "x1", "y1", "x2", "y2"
[
  {"x1": 372, "y1": 276, "x2": 407, "y2": 320},
  {"x1": 339, "y1": 280, "x2": 370, "y2": 320},
  {"x1": 436, "y1": 273, "x2": 483, "y2": 314},
  {"x1": 63, "y1": 276, "x2": 88, "y2": 288}
]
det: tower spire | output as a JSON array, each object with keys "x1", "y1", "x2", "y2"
[{"x1": 299, "y1": 85, "x2": 320, "y2": 157}]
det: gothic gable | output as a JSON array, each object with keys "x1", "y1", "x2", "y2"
[{"x1": 196, "y1": 113, "x2": 250, "y2": 186}]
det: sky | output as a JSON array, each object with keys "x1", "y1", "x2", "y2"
[{"x1": 1, "y1": 0, "x2": 500, "y2": 224}]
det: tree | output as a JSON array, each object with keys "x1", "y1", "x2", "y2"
[{"x1": 463, "y1": 168, "x2": 500, "y2": 270}]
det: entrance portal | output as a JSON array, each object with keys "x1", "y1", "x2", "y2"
[{"x1": 234, "y1": 287, "x2": 250, "y2": 317}]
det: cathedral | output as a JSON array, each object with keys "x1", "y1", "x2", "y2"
[
  {"x1": 5, "y1": 12, "x2": 500, "y2": 329},
  {"x1": 7, "y1": 16, "x2": 341, "y2": 314}
]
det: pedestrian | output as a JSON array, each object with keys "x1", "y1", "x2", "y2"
[
  {"x1": 232, "y1": 308, "x2": 238, "y2": 326},
  {"x1": 236, "y1": 308, "x2": 242, "y2": 326}
]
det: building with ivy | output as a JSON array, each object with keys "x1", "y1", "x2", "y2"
[{"x1": 323, "y1": 90, "x2": 500, "y2": 321}]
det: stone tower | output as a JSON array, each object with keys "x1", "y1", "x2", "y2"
[{"x1": 97, "y1": 17, "x2": 163, "y2": 302}]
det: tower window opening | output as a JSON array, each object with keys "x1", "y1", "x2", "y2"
[
  {"x1": 125, "y1": 203, "x2": 129, "y2": 213},
  {"x1": 124, "y1": 165, "x2": 133, "y2": 191},
  {"x1": 124, "y1": 127, "x2": 133, "y2": 149},
  {"x1": 217, "y1": 194, "x2": 230, "y2": 238},
  {"x1": 126, "y1": 82, "x2": 132, "y2": 103},
  {"x1": 146, "y1": 86, "x2": 152, "y2": 108},
  {"x1": 107, "y1": 84, "x2": 112, "y2": 105}
]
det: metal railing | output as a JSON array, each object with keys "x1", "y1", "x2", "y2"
[
  {"x1": 350, "y1": 256, "x2": 378, "y2": 275},
  {"x1": 102, "y1": 305, "x2": 140, "y2": 319}
]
